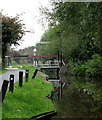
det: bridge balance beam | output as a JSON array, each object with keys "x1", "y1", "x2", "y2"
[{"x1": 6, "y1": 55, "x2": 58, "y2": 58}]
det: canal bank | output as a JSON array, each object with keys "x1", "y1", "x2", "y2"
[{"x1": 2, "y1": 67, "x2": 55, "y2": 118}]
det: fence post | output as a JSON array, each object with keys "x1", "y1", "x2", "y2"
[
  {"x1": 9, "y1": 75, "x2": 14, "y2": 93},
  {"x1": 25, "y1": 69, "x2": 29, "y2": 82},
  {"x1": 0, "y1": 80, "x2": 9, "y2": 102},
  {"x1": 19, "y1": 71, "x2": 23, "y2": 87},
  {"x1": 32, "y1": 69, "x2": 38, "y2": 79}
]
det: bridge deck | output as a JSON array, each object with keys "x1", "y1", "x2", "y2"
[
  {"x1": 41, "y1": 66, "x2": 60, "y2": 69},
  {"x1": 48, "y1": 79, "x2": 60, "y2": 82}
]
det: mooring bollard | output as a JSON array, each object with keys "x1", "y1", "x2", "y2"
[
  {"x1": 0, "y1": 80, "x2": 9, "y2": 102},
  {"x1": 32, "y1": 69, "x2": 38, "y2": 79},
  {"x1": 9, "y1": 75, "x2": 14, "y2": 93},
  {"x1": 19, "y1": 71, "x2": 23, "y2": 87},
  {"x1": 25, "y1": 69, "x2": 29, "y2": 82}
]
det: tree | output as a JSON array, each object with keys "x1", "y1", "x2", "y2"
[
  {"x1": 1, "y1": 13, "x2": 25, "y2": 68},
  {"x1": 40, "y1": 1, "x2": 101, "y2": 63}
]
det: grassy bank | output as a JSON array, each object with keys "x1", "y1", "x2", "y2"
[
  {"x1": 0, "y1": 69, "x2": 7, "y2": 75},
  {"x1": 2, "y1": 67, "x2": 55, "y2": 118}
]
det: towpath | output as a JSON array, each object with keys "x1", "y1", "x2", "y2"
[{"x1": 0, "y1": 68, "x2": 25, "y2": 90}]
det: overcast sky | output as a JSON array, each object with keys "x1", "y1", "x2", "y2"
[{"x1": 0, "y1": 0, "x2": 51, "y2": 50}]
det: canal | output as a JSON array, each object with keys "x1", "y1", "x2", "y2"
[{"x1": 41, "y1": 69, "x2": 102, "y2": 119}]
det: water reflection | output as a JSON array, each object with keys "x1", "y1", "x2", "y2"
[
  {"x1": 53, "y1": 76, "x2": 102, "y2": 118},
  {"x1": 41, "y1": 69, "x2": 59, "y2": 79},
  {"x1": 41, "y1": 69, "x2": 102, "y2": 118}
]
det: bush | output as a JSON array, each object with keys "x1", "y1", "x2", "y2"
[
  {"x1": 68, "y1": 54, "x2": 102, "y2": 77},
  {"x1": 85, "y1": 54, "x2": 102, "y2": 77}
]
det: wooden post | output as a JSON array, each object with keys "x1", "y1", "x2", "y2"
[
  {"x1": 57, "y1": 50, "x2": 59, "y2": 62},
  {"x1": 25, "y1": 69, "x2": 29, "y2": 82},
  {"x1": 57, "y1": 68, "x2": 59, "y2": 79},
  {"x1": 8, "y1": 57, "x2": 10, "y2": 66},
  {"x1": 1, "y1": 80, "x2": 9, "y2": 102},
  {"x1": 60, "y1": 82, "x2": 63, "y2": 99},
  {"x1": 9, "y1": 75, "x2": 14, "y2": 93},
  {"x1": 19, "y1": 71, "x2": 23, "y2": 87},
  {"x1": 60, "y1": 54, "x2": 63, "y2": 66},
  {"x1": 58, "y1": 86, "x2": 60, "y2": 99},
  {"x1": 32, "y1": 69, "x2": 38, "y2": 79}
]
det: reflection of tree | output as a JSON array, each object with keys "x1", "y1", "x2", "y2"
[
  {"x1": 42, "y1": 69, "x2": 58, "y2": 79},
  {"x1": 54, "y1": 77, "x2": 102, "y2": 118},
  {"x1": 56, "y1": 87, "x2": 92, "y2": 118}
]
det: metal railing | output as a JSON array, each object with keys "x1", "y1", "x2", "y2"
[{"x1": 39, "y1": 61, "x2": 59, "y2": 67}]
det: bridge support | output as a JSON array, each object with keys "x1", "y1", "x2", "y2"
[{"x1": 33, "y1": 61, "x2": 37, "y2": 67}]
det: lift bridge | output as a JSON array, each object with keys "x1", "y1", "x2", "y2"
[{"x1": 5, "y1": 54, "x2": 65, "y2": 86}]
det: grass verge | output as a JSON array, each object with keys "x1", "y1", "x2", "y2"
[
  {"x1": 2, "y1": 67, "x2": 55, "y2": 118},
  {"x1": 0, "y1": 69, "x2": 7, "y2": 75}
]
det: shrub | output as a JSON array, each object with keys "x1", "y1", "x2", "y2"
[
  {"x1": 85, "y1": 54, "x2": 102, "y2": 77},
  {"x1": 68, "y1": 54, "x2": 102, "y2": 77}
]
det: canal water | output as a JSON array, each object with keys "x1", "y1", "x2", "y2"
[
  {"x1": 53, "y1": 76, "x2": 102, "y2": 119},
  {"x1": 41, "y1": 69, "x2": 102, "y2": 119}
]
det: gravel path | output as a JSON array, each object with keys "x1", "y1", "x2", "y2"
[{"x1": 0, "y1": 69, "x2": 25, "y2": 91}]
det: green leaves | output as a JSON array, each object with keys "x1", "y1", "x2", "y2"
[
  {"x1": 40, "y1": 1, "x2": 101, "y2": 62},
  {"x1": 1, "y1": 13, "x2": 25, "y2": 68},
  {"x1": 2, "y1": 14, "x2": 25, "y2": 44},
  {"x1": 68, "y1": 54, "x2": 102, "y2": 77}
]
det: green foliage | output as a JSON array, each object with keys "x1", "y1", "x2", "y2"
[
  {"x1": 9, "y1": 46, "x2": 35, "y2": 65},
  {"x1": 0, "y1": 69, "x2": 7, "y2": 75},
  {"x1": 85, "y1": 54, "x2": 102, "y2": 77},
  {"x1": 1, "y1": 13, "x2": 25, "y2": 68},
  {"x1": 68, "y1": 54, "x2": 102, "y2": 77},
  {"x1": 68, "y1": 60, "x2": 86, "y2": 76},
  {"x1": 40, "y1": 1, "x2": 101, "y2": 64}
]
